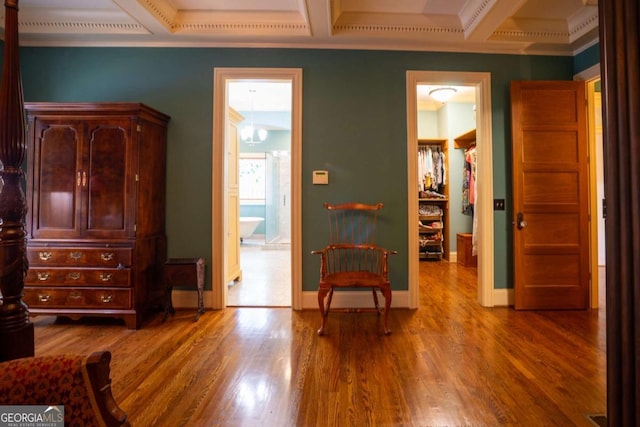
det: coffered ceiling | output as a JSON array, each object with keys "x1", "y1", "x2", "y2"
[{"x1": 2, "y1": 0, "x2": 599, "y2": 56}]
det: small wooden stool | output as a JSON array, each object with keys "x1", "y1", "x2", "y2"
[
  {"x1": 456, "y1": 233, "x2": 477, "y2": 268},
  {"x1": 164, "y1": 258, "x2": 205, "y2": 321}
]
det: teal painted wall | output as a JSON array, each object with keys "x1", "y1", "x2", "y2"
[
  {"x1": 18, "y1": 47, "x2": 574, "y2": 293},
  {"x1": 574, "y1": 43, "x2": 600, "y2": 75}
]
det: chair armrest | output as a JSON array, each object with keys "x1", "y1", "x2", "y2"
[
  {"x1": 83, "y1": 351, "x2": 130, "y2": 427},
  {"x1": 311, "y1": 247, "x2": 329, "y2": 278}
]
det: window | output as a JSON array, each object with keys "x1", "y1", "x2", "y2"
[{"x1": 239, "y1": 153, "x2": 265, "y2": 204}]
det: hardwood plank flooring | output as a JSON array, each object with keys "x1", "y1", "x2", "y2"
[{"x1": 32, "y1": 261, "x2": 606, "y2": 426}]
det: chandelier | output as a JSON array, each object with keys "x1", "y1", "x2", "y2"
[{"x1": 241, "y1": 89, "x2": 268, "y2": 145}]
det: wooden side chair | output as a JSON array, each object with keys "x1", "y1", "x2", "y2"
[{"x1": 312, "y1": 202, "x2": 397, "y2": 335}]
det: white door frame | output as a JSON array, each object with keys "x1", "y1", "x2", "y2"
[
  {"x1": 212, "y1": 68, "x2": 303, "y2": 310},
  {"x1": 406, "y1": 71, "x2": 495, "y2": 307}
]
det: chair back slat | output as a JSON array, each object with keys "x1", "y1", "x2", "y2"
[
  {"x1": 324, "y1": 202, "x2": 382, "y2": 245},
  {"x1": 324, "y1": 245, "x2": 385, "y2": 276}
]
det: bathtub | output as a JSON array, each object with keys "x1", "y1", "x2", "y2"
[{"x1": 239, "y1": 217, "x2": 264, "y2": 239}]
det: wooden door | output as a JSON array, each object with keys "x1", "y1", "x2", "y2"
[
  {"x1": 82, "y1": 119, "x2": 132, "y2": 239},
  {"x1": 28, "y1": 119, "x2": 85, "y2": 239},
  {"x1": 510, "y1": 80, "x2": 590, "y2": 310},
  {"x1": 226, "y1": 108, "x2": 242, "y2": 284}
]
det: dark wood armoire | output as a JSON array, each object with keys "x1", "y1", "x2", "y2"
[{"x1": 23, "y1": 102, "x2": 170, "y2": 329}]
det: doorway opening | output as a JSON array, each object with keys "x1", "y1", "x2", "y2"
[
  {"x1": 416, "y1": 84, "x2": 477, "y2": 265},
  {"x1": 587, "y1": 76, "x2": 604, "y2": 308},
  {"x1": 407, "y1": 71, "x2": 494, "y2": 307},
  {"x1": 212, "y1": 68, "x2": 303, "y2": 309},
  {"x1": 228, "y1": 82, "x2": 291, "y2": 306}
]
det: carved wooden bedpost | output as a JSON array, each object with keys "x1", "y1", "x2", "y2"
[{"x1": 0, "y1": 0, "x2": 34, "y2": 361}]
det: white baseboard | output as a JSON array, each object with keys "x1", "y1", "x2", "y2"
[
  {"x1": 493, "y1": 288, "x2": 514, "y2": 306},
  {"x1": 301, "y1": 290, "x2": 409, "y2": 310},
  {"x1": 171, "y1": 289, "x2": 409, "y2": 310},
  {"x1": 172, "y1": 288, "x2": 511, "y2": 310}
]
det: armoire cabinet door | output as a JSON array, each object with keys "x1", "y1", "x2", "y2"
[
  {"x1": 29, "y1": 118, "x2": 135, "y2": 239},
  {"x1": 30, "y1": 120, "x2": 84, "y2": 239},
  {"x1": 82, "y1": 119, "x2": 134, "y2": 239}
]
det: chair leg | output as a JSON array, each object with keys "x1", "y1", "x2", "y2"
[
  {"x1": 381, "y1": 287, "x2": 392, "y2": 335},
  {"x1": 317, "y1": 287, "x2": 331, "y2": 336},
  {"x1": 371, "y1": 288, "x2": 380, "y2": 313},
  {"x1": 325, "y1": 288, "x2": 334, "y2": 313}
]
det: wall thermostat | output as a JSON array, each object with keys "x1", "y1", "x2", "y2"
[{"x1": 313, "y1": 170, "x2": 329, "y2": 185}]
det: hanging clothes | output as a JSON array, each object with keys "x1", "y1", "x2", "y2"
[
  {"x1": 461, "y1": 145, "x2": 476, "y2": 215},
  {"x1": 461, "y1": 152, "x2": 473, "y2": 216},
  {"x1": 418, "y1": 145, "x2": 445, "y2": 195},
  {"x1": 466, "y1": 146, "x2": 477, "y2": 206},
  {"x1": 467, "y1": 145, "x2": 478, "y2": 255},
  {"x1": 461, "y1": 145, "x2": 478, "y2": 254}
]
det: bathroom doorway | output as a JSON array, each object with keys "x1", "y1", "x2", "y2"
[
  {"x1": 228, "y1": 81, "x2": 290, "y2": 307},
  {"x1": 212, "y1": 68, "x2": 302, "y2": 309}
]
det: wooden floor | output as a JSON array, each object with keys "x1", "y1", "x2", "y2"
[{"x1": 32, "y1": 261, "x2": 606, "y2": 427}]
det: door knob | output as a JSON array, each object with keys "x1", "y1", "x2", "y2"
[{"x1": 516, "y1": 212, "x2": 527, "y2": 230}]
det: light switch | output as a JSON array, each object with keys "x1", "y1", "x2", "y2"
[{"x1": 313, "y1": 170, "x2": 329, "y2": 185}]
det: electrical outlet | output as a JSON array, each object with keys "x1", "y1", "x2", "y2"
[{"x1": 494, "y1": 199, "x2": 505, "y2": 210}]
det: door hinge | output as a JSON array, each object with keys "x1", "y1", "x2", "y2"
[
  {"x1": 137, "y1": 124, "x2": 141, "y2": 132},
  {"x1": 602, "y1": 198, "x2": 606, "y2": 219},
  {"x1": 134, "y1": 224, "x2": 137, "y2": 232},
  {"x1": 135, "y1": 174, "x2": 140, "y2": 182}
]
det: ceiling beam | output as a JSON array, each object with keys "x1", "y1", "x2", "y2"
[
  {"x1": 114, "y1": 0, "x2": 175, "y2": 34},
  {"x1": 460, "y1": 0, "x2": 528, "y2": 42}
]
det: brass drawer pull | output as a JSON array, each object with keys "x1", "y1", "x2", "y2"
[
  {"x1": 99, "y1": 273, "x2": 113, "y2": 282},
  {"x1": 38, "y1": 251, "x2": 53, "y2": 261},
  {"x1": 69, "y1": 291, "x2": 82, "y2": 300},
  {"x1": 37, "y1": 272, "x2": 50, "y2": 281},
  {"x1": 68, "y1": 272, "x2": 81, "y2": 280},
  {"x1": 101, "y1": 252, "x2": 115, "y2": 262},
  {"x1": 38, "y1": 294, "x2": 51, "y2": 303},
  {"x1": 101, "y1": 294, "x2": 113, "y2": 303},
  {"x1": 69, "y1": 251, "x2": 83, "y2": 261}
]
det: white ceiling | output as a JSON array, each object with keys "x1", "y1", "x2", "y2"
[{"x1": 2, "y1": 0, "x2": 599, "y2": 56}]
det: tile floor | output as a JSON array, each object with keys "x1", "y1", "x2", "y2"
[{"x1": 227, "y1": 236, "x2": 291, "y2": 307}]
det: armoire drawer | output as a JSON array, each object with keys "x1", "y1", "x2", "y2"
[
  {"x1": 27, "y1": 247, "x2": 132, "y2": 267},
  {"x1": 24, "y1": 287, "x2": 132, "y2": 309},
  {"x1": 25, "y1": 268, "x2": 131, "y2": 287}
]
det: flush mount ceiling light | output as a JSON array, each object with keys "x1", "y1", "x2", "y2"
[{"x1": 429, "y1": 87, "x2": 457, "y2": 103}]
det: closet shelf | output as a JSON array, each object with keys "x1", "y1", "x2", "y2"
[{"x1": 454, "y1": 128, "x2": 476, "y2": 149}]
